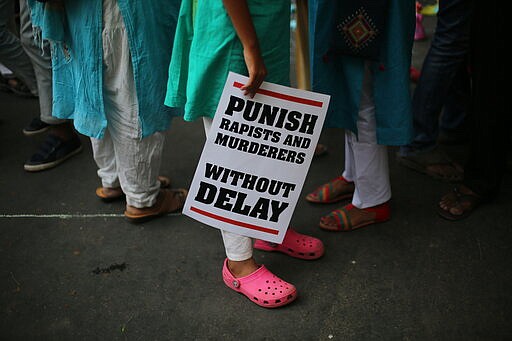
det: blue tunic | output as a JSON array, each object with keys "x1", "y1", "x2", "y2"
[
  {"x1": 28, "y1": 0, "x2": 182, "y2": 139},
  {"x1": 309, "y1": 0, "x2": 415, "y2": 145}
]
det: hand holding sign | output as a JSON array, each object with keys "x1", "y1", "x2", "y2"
[
  {"x1": 241, "y1": 45, "x2": 267, "y2": 98},
  {"x1": 184, "y1": 72, "x2": 330, "y2": 243}
]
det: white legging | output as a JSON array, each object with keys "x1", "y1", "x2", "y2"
[
  {"x1": 203, "y1": 117, "x2": 253, "y2": 261},
  {"x1": 342, "y1": 63, "x2": 391, "y2": 208}
]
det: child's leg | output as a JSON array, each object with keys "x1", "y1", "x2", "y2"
[
  {"x1": 221, "y1": 230, "x2": 258, "y2": 277},
  {"x1": 202, "y1": 117, "x2": 257, "y2": 275},
  {"x1": 221, "y1": 230, "x2": 253, "y2": 261},
  {"x1": 202, "y1": 115, "x2": 297, "y2": 307}
]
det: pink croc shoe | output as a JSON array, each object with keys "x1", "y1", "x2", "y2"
[
  {"x1": 253, "y1": 228, "x2": 324, "y2": 260},
  {"x1": 222, "y1": 259, "x2": 297, "y2": 308}
]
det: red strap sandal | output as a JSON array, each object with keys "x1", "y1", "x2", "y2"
[
  {"x1": 319, "y1": 202, "x2": 391, "y2": 231},
  {"x1": 305, "y1": 176, "x2": 354, "y2": 204}
]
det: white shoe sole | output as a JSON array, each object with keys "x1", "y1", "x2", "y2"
[{"x1": 24, "y1": 145, "x2": 83, "y2": 172}]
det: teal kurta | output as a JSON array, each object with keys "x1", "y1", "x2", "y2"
[
  {"x1": 28, "y1": 0, "x2": 181, "y2": 139},
  {"x1": 165, "y1": 0, "x2": 290, "y2": 121},
  {"x1": 309, "y1": 0, "x2": 415, "y2": 146}
]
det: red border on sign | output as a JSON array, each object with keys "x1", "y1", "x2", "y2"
[
  {"x1": 233, "y1": 82, "x2": 323, "y2": 108},
  {"x1": 190, "y1": 206, "x2": 279, "y2": 235}
]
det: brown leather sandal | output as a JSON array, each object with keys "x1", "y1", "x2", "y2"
[
  {"x1": 96, "y1": 187, "x2": 124, "y2": 202},
  {"x1": 437, "y1": 186, "x2": 482, "y2": 221},
  {"x1": 96, "y1": 175, "x2": 172, "y2": 202},
  {"x1": 124, "y1": 188, "x2": 188, "y2": 223}
]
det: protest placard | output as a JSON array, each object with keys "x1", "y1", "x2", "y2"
[{"x1": 183, "y1": 72, "x2": 330, "y2": 243}]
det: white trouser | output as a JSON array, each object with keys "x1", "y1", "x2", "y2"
[
  {"x1": 19, "y1": 0, "x2": 64, "y2": 124},
  {"x1": 0, "y1": 0, "x2": 37, "y2": 94},
  {"x1": 342, "y1": 64, "x2": 391, "y2": 208},
  {"x1": 203, "y1": 117, "x2": 253, "y2": 261},
  {"x1": 90, "y1": 0, "x2": 164, "y2": 208}
]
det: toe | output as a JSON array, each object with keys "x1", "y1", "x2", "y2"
[{"x1": 319, "y1": 215, "x2": 338, "y2": 230}]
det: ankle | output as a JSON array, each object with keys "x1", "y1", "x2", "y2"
[
  {"x1": 363, "y1": 202, "x2": 391, "y2": 220},
  {"x1": 49, "y1": 122, "x2": 76, "y2": 141},
  {"x1": 126, "y1": 202, "x2": 153, "y2": 213},
  {"x1": 333, "y1": 177, "x2": 355, "y2": 192},
  {"x1": 350, "y1": 202, "x2": 390, "y2": 220},
  {"x1": 227, "y1": 258, "x2": 259, "y2": 278},
  {"x1": 102, "y1": 186, "x2": 122, "y2": 195}
]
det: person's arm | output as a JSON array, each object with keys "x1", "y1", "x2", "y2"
[{"x1": 223, "y1": 0, "x2": 267, "y2": 97}]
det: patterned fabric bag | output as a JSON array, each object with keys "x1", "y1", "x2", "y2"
[{"x1": 327, "y1": 0, "x2": 390, "y2": 61}]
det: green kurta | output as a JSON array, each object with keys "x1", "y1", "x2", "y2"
[{"x1": 165, "y1": 0, "x2": 291, "y2": 121}]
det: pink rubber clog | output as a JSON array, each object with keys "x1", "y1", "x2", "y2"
[
  {"x1": 253, "y1": 228, "x2": 324, "y2": 260},
  {"x1": 222, "y1": 259, "x2": 297, "y2": 308}
]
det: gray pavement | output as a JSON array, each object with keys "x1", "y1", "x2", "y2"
[{"x1": 1, "y1": 15, "x2": 512, "y2": 340}]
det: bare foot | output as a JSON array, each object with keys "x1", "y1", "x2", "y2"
[{"x1": 438, "y1": 185, "x2": 480, "y2": 218}]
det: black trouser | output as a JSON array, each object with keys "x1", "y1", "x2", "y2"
[{"x1": 463, "y1": 1, "x2": 510, "y2": 199}]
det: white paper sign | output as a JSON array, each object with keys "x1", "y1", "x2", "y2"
[{"x1": 183, "y1": 72, "x2": 330, "y2": 243}]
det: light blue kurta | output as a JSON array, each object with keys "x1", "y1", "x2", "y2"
[
  {"x1": 28, "y1": 0, "x2": 181, "y2": 139},
  {"x1": 309, "y1": 0, "x2": 415, "y2": 146}
]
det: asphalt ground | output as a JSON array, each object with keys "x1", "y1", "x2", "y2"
[{"x1": 1, "y1": 14, "x2": 511, "y2": 341}]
